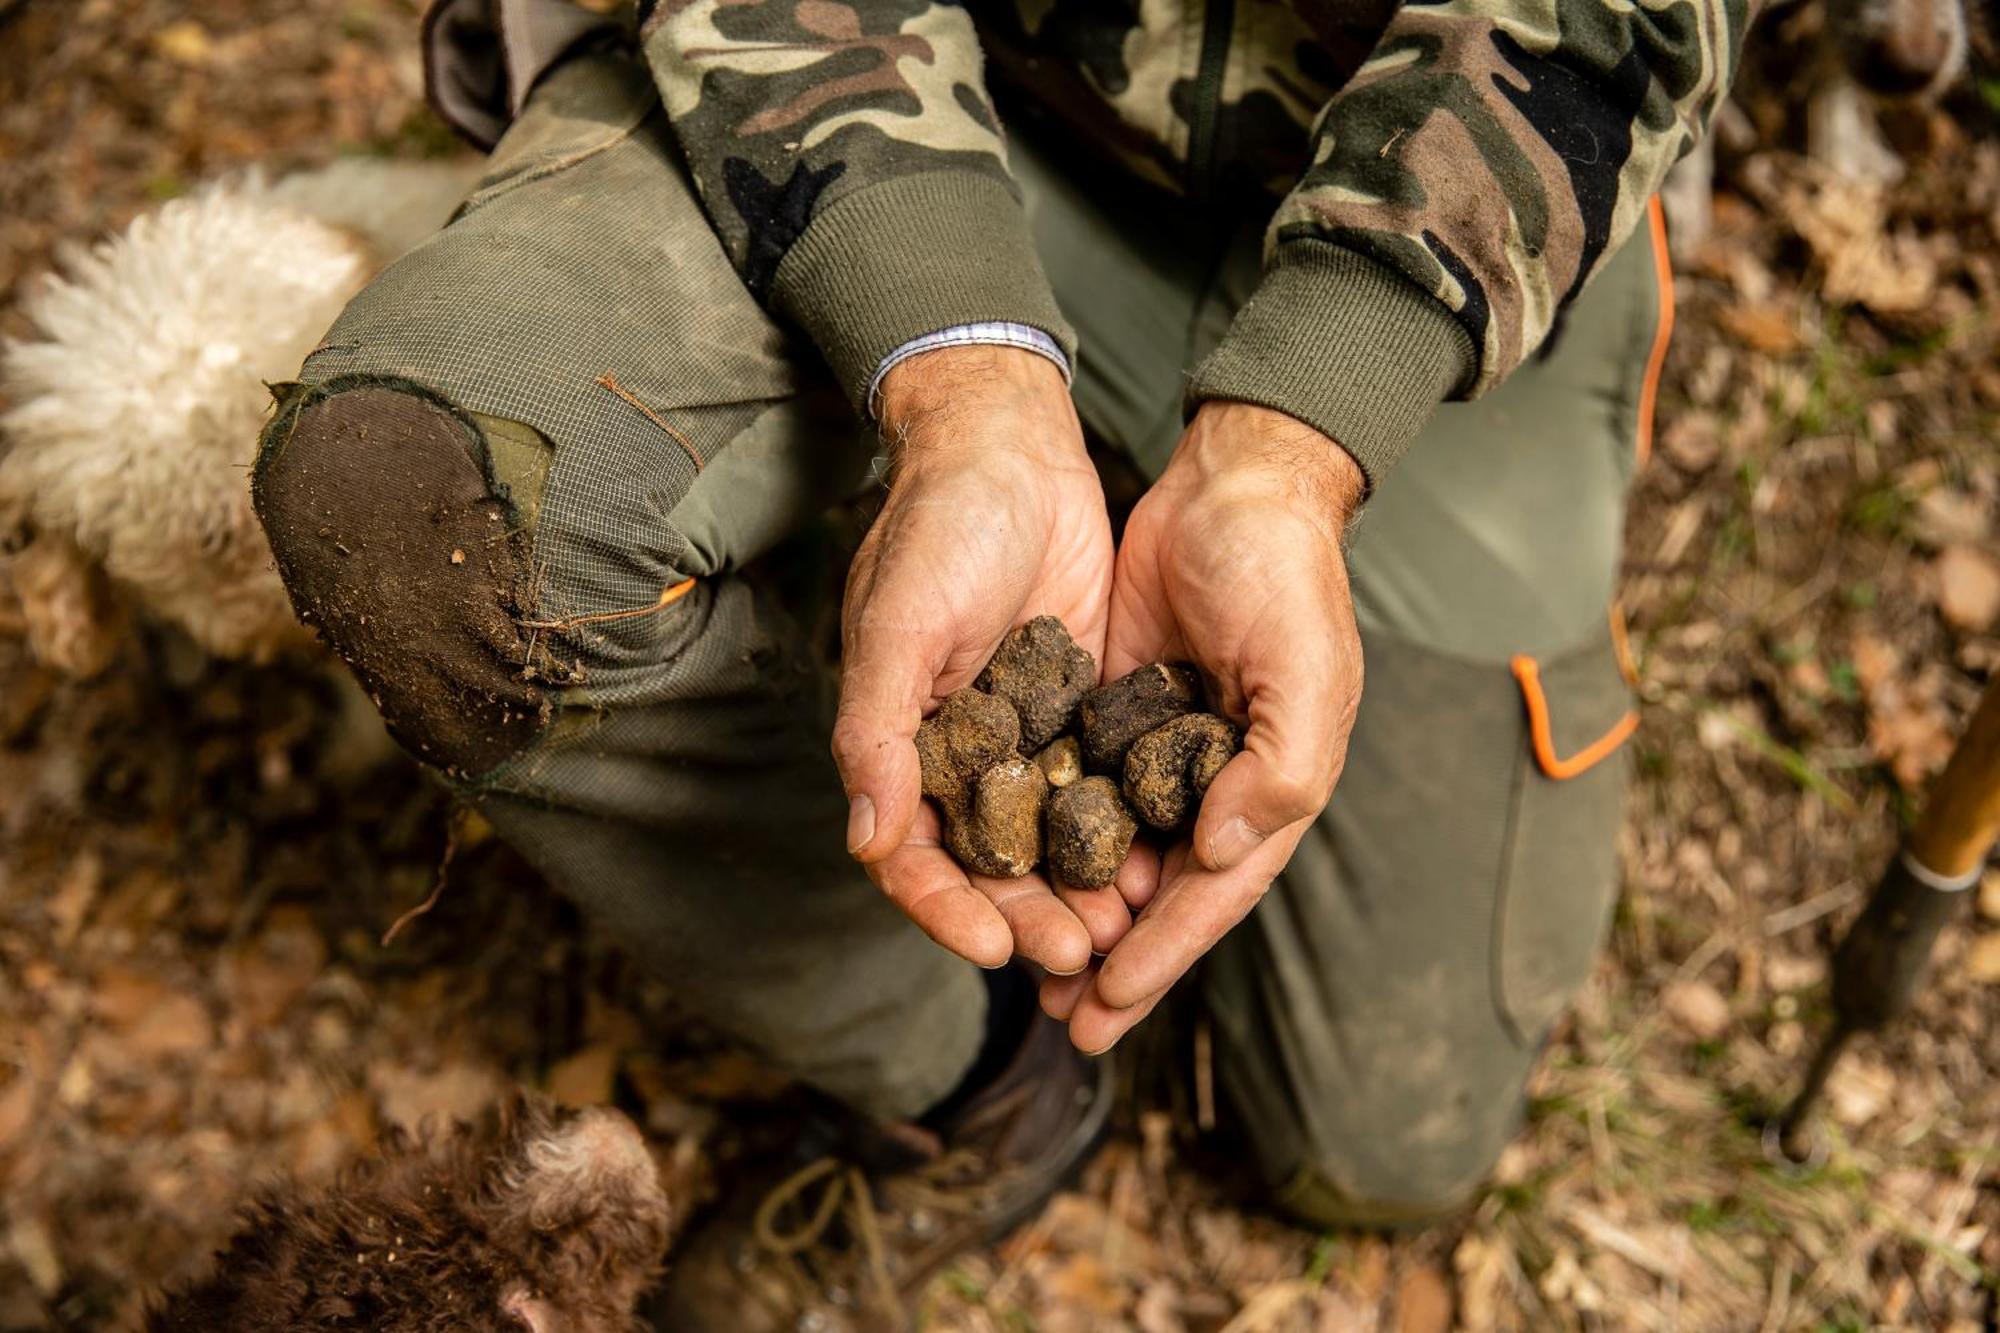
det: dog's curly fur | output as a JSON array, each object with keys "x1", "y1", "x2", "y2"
[
  {"x1": 0, "y1": 159, "x2": 478, "y2": 671},
  {"x1": 149, "y1": 1098, "x2": 673, "y2": 1333}
]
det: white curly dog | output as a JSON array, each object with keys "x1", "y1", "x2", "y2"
[{"x1": 2, "y1": 158, "x2": 479, "y2": 675}]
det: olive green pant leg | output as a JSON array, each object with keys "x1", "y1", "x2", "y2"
[
  {"x1": 257, "y1": 50, "x2": 986, "y2": 1122},
  {"x1": 1017, "y1": 132, "x2": 1660, "y2": 1223}
]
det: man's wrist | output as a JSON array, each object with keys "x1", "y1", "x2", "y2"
[
  {"x1": 877, "y1": 343, "x2": 1075, "y2": 447},
  {"x1": 1179, "y1": 400, "x2": 1367, "y2": 526}
]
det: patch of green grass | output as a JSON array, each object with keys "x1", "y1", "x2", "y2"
[{"x1": 1846, "y1": 480, "x2": 1912, "y2": 539}]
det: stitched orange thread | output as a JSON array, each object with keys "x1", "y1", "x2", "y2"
[
  {"x1": 1510, "y1": 654, "x2": 1639, "y2": 781},
  {"x1": 596, "y1": 373, "x2": 704, "y2": 470},
  {"x1": 1635, "y1": 195, "x2": 1676, "y2": 468},
  {"x1": 519, "y1": 576, "x2": 698, "y2": 632}
]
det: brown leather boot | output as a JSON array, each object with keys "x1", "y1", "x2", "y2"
[{"x1": 650, "y1": 1013, "x2": 1111, "y2": 1331}]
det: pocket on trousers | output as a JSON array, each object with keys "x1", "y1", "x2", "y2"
[{"x1": 1491, "y1": 624, "x2": 1637, "y2": 1045}]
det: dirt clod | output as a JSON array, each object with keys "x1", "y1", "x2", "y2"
[
  {"x1": 1079, "y1": 663, "x2": 1202, "y2": 773},
  {"x1": 946, "y1": 755, "x2": 1049, "y2": 878},
  {"x1": 1034, "y1": 736, "x2": 1083, "y2": 789},
  {"x1": 1045, "y1": 776, "x2": 1139, "y2": 888},
  {"x1": 976, "y1": 615, "x2": 1097, "y2": 752},
  {"x1": 1124, "y1": 713, "x2": 1240, "y2": 831}
]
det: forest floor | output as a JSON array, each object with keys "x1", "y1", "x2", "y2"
[{"x1": 1, "y1": 1, "x2": 1997, "y2": 1329}]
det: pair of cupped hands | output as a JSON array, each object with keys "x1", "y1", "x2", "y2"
[{"x1": 834, "y1": 344, "x2": 1365, "y2": 1055}]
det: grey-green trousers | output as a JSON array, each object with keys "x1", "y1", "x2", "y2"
[{"x1": 253, "y1": 49, "x2": 1665, "y2": 1226}]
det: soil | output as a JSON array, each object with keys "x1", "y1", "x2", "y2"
[{"x1": 1, "y1": 2, "x2": 1996, "y2": 1329}]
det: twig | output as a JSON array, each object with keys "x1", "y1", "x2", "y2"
[
  {"x1": 595, "y1": 373, "x2": 703, "y2": 470},
  {"x1": 517, "y1": 577, "x2": 697, "y2": 632},
  {"x1": 382, "y1": 807, "x2": 466, "y2": 946}
]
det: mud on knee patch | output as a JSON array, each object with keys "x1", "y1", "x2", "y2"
[{"x1": 254, "y1": 376, "x2": 552, "y2": 778}]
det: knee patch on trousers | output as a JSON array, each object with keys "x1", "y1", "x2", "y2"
[{"x1": 254, "y1": 377, "x2": 551, "y2": 778}]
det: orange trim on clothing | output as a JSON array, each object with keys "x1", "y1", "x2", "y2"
[
  {"x1": 1634, "y1": 195, "x2": 1676, "y2": 468},
  {"x1": 1608, "y1": 600, "x2": 1641, "y2": 689},
  {"x1": 1510, "y1": 654, "x2": 1640, "y2": 781}
]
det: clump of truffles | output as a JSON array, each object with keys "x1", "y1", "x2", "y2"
[
  {"x1": 976, "y1": 616, "x2": 1097, "y2": 752},
  {"x1": 1034, "y1": 736, "x2": 1083, "y2": 789},
  {"x1": 1079, "y1": 662, "x2": 1202, "y2": 773},
  {"x1": 947, "y1": 755, "x2": 1050, "y2": 877},
  {"x1": 1124, "y1": 712, "x2": 1241, "y2": 831},
  {"x1": 1046, "y1": 776, "x2": 1138, "y2": 888},
  {"x1": 916, "y1": 687, "x2": 1020, "y2": 807}
]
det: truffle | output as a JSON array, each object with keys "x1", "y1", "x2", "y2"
[
  {"x1": 1079, "y1": 662, "x2": 1202, "y2": 773},
  {"x1": 946, "y1": 754, "x2": 1049, "y2": 878},
  {"x1": 1124, "y1": 712, "x2": 1241, "y2": 830},
  {"x1": 916, "y1": 687, "x2": 1021, "y2": 807},
  {"x1": 1045, "y1": 776, "x2": 1139, "y2": 888},
  {"x1": 976, "y1": 615, "x2": 1097, "y2": 752},
  {"x1": 1033, "y1": 736, "x2": 1083, "y2": 789}
]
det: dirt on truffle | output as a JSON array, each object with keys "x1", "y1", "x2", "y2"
[
  {"x1": 1079, "y1": 663, "x2": 1202, "y2": 773},
  {"x1": 975, "y1": 616, "x2": 1097, "y2": 752},
  {"x1": 1124, "y1": 713, "x2": 1241, "y2": 831},
  {"x1": 948, "y1": 755, "x2": 1049, "y2": 878},
  {"x1": 915, "y1": 687, "x2": 1020, "y2": 807},
  {"x1": 1045, "y1": 775, "x2": 1139, "y2": 889}
]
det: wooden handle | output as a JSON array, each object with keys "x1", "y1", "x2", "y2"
[{"x1": 1908, "y1": 676, "x2": 2000, "y2": 880}]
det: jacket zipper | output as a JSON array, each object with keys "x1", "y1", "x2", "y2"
[{"x1": 1185, "y1": 0, "x2": 1234, "y2": 197}]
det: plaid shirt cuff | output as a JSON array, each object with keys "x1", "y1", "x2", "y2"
[{"x1": 865, "y1": 322, "x2": 1073, "y2": 420}]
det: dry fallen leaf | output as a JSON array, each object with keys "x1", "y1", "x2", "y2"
[
  {"x1": 1935, "y1": 545, "x2": 2000, "y2": 632},
  {"x1": 1393, "y1": 1264, "x2": 1454, "y2": 1333},
  {"x1": 545, "y1": 1043, "x2": 621, "y2": 1108},
  {"x1": 1662, "y1": 979, "x2": 1732, "y2": 1039},
  {"x1": 1966, "y1": 933, "x2": 2000, "y2": 984},
  {"x1": 1716, "y1": 304, "x2": 1804, "y2": 355},
  {"x1": 91, "y1": 966, "x2": 212, "y2": 1060}
]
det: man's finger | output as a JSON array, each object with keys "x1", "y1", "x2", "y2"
[
  {"x1": 1093, "y1": 825, "x2": 1303, "y2": 1010},
  {"x1": 971, "y1": 870, "x2": 1093, "y2": 974},
  {"x1": 1052, "y1": 881, "x2": 1133, "y2": 955},
  {"x1": 1066, "y1": 979, "x2": 1167, "y2": 1054},
  {"x1": 868, "y1": 833, "x2": 1014, "y2": 968},
  {"x1": 1039, "y1": 968, "x2": 1093, "y2": 1020}
]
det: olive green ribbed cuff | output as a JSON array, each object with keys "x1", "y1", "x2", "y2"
[
  {"x1": 1187, "y1": 241, "x2": 1475, "y2": 492},
  {"x1": 771, "y1": 173, "x2": 1077, "y2": 416}
]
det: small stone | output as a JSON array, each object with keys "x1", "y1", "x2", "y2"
[
  {"x1": 1034, "y1": 736, "x2": 1083, "y2": 789},
  {"x1": 450, "y1": 548, "x2": 466, "y2": 565},
  {"x1": 1123, "y1": 713, "x2": 1240, "y2": 831},
  {"x1": 1079, "y1": 663, "x2": 1201, "y2": 773},
  {"x1": 1046, "y1": 777, "x2": 1138, "y2": 888},
  {"x1": 915, "y1": 688, "x2": 1020, "y2": 808},
  {"x1": 976, "y1": 616, "x2": 1098, "y2": 752},
  {"x1": 945, "y1": 756, "x2": 1048, "y2": 878}
]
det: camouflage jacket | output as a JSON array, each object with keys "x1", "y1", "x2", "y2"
[{"x1": 432, "y1": 0, "x2": 1752, "y2": 484}]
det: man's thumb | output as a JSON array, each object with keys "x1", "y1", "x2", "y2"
[
  {"x1": 1191, "y1": 743, "x2": 1326, "y2": 873},
  {"x1": 831, "y1": 637, "x2": 933, "y2": 863}
]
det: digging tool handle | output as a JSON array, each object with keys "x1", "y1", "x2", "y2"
[
  {"x1": 1905, "y1": 675, "x2": 2000, "y2": 882},
  {"x1": 1829, "y1": 676, "x2": 2000, "y2": 1031},
  {"x1": 1827, "y1": 853, "x2": 1971, "y2": 1031}
]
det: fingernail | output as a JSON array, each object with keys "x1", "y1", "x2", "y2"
[
  {"x1": 845, "y1": 795, "x2": 876, "y2": 854},
  {"x1": 1207, "y1": 816, "x2": 1264, "y2": 870}
]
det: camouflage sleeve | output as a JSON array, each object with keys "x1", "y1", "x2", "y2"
[
  {"x1": 1190, "y1": 0, "x2": 1754, "y2": 488},
  {"x1": 639, "y1": 0, "x2": 1074, "y2": 410}
]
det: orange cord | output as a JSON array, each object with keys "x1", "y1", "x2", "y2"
[
  {"x1": 1634, "y1": 195, "x2": 1676, "y2": 468},
  {"x1": 1510, "y1": 654, "x2": 1640, "y2": 780}
]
